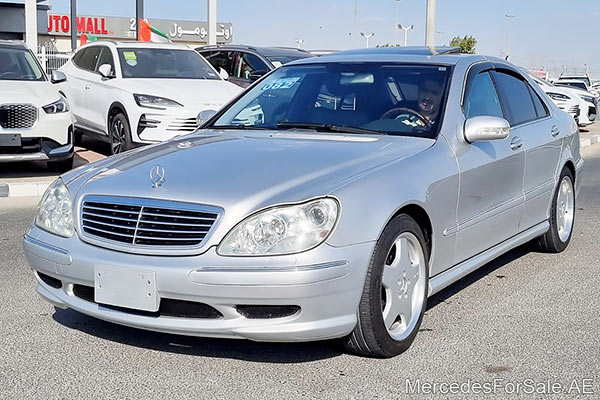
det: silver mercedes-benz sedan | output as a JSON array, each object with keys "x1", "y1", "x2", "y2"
[{"x1": 24, "y1": 47, "x2": 583, "y2": 358}]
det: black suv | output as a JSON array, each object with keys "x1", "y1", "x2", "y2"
[{"x1": 196, "y1": 45, "x2": 313, "y2": 88}]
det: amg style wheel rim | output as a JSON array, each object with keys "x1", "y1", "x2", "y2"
[
  {"x1": 111, "y1": 119, "x2": 125, "y2": 154},
  {"x1": 556, "y1": 176, "x2": 574, "y2": 243},
  {"x1": 381, "y1": 232, "x2": 427, "y2": 341}
]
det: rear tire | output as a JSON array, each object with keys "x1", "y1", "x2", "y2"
[
  {"x1": 341, "y1": 214, "x2": 429, "y2": 358},
  {"x1": 534, "y1": 168, "x2": 575, "y2": 253},
  {"x1": 109, "y1": 113, "x2": 132, "y2": 155}
]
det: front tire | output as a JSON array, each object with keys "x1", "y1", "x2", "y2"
[
  {"x1": 109, "y1": 113, "x2": 132, "y2": 155},
  {"x1": 341, "y1": 214, "x2": 429, "y2": 358},
  {"x1": 534, "y1": 168, "x2": 575, "y2": 253}
]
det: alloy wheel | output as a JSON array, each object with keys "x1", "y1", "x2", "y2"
[
  {"x1": 556, "y1": 176, "x2": 574, "y2": 243},
  {"x1": 111, "y1": 118, "x2": 126, "y2": 154},
  {"x1": 381, "y1": 232, "x2": 427, "y2": 341}
]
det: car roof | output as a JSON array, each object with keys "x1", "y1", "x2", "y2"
[
  {"x1": 0, "y1": 40, "x2": 28, "y2": 50},
  {"x1": 78, "y1": 40, "x2": 193, "y2": 51},
  {"x1": 196, "y1": 44, "x2": 313, "y2": 58},
  {"x1": 288, "y1": 46, "x2": 486, "y2": 66}
]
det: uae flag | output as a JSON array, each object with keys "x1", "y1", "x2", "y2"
[{"x1": 138, "y1": 19, "x2": 170, "y2": 43}]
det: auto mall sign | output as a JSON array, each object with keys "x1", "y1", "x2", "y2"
[{"x1": 47, "y1": 14, "x2": 233, "y2": 43}]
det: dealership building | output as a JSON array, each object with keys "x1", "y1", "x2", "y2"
[{"x1": 0, "y1": 1, "x2": 233, "y2": 50}]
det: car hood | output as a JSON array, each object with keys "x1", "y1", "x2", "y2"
[
  {"x1": 116, "y1": 79, "x2": 242, "y2": 108},
  {"x1": 0, "y1": 80, "x2": 62, "y2": 107},
  {"x1": 73, "y1": 130, "x2": 434, "y2": 231}
]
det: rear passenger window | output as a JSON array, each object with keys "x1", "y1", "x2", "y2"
[
  {"x1": 492, "y1": 71, "x2": 538, "y2": 126},
  {"x1": 528, "y1": 84, "x2": 549, "y2": 118},
  {"x1": 464, "y1": 72, "x2": 504, "y2": 119}
]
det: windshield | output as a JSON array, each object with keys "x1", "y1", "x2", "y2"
[
  {"x1": 559, "y1": 76, "x2": 591, "y2": 86},
  {"x1": 118, "y1": 48, "x2": 220, "y2": 79},
  {"x1": 211, "y1": 63, "x2": 451, "y2": 138},
  {"x1": 555, "y1": 82, "x2": 588, "y2": 91},
  {"x1": 0, "y1": 47, "x2": 44, "y2": 81},
  {"x1": 267, "y1": 55, "x2": 312, "y2": 68}
]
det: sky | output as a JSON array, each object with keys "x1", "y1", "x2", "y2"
[{"x1": 47, "y1": 0, "x2": 600, "y2": 78}]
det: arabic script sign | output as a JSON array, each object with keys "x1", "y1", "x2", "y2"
[{"x1": 46, "y1": 14, "x2": 233, "y2": 44}]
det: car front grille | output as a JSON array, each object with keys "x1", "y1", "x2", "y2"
[
  {"x1": 167, "y1": 117, "x2": 198, "y2": 132},
  {"x1": 80, "y1": 196, "x2": 221, "y2": 251},
  {"x1": 0, "y1": 104, "x2": 38, "y2": 129}
]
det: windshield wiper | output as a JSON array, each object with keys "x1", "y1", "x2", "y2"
[
  {"x1": 210, "y1": 125, "x2": 273, "y2": 130},
  {"x1": 276, "y1": 122, "x2": 386, "y2": 135}
]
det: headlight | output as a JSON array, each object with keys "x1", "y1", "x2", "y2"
[
  {"x1": 218, "y1": 198, "x2": 339, "y2": 256},
  {"x1": 581, "y1": 95, "x2": 595, "y2": 104},
  {"x1": 35, "y1": 179, "x2": 74, "y2": 238},
  {"x1": 134, "y1": 94, "x2": 183, "y2": 110},
  {"x1": 547, "y1": 92, "x2": 570, "y2": 101},
  {"x1": 42, "y1": 96, "x2": 69, "y2": 114}
]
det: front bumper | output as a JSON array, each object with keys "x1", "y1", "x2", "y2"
[
  {"x1": 0, "y1": 109, "x2": 73, "y2": 162},
  {"x1": 23, "y1": 226, "x2": 373, "y2": 342},
  {"x1": 134, "y1": 109, "x2": 201, "y2": 144}
]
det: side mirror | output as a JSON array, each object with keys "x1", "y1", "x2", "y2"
[
  {"x1": 249, "y1": 70, "x2": 267, "y2": 82},
  {"x1": 197, "y1": 109, "x2": 217, "y2": 126},
  {"x1": 218, "y1": 67, "x2": 229, "y2": 81},
  {"x1": 464, "y1": 116, "x2": 510, "y2": 143},
  {"x1": 50, "y1": 70, "x2": 67, "y2": 84},
  {"x1": 98, "y1": 64, "x2": 114, "y2": 79}
]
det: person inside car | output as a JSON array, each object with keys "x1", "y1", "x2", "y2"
[{"x1": 382, "y1": 76, "x2": 444, "y2": 128}]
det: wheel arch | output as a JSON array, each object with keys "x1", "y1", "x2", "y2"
[
  {"x1": 387, "y1": 203, "x2": 433, "y2": 259},
  {"x1": 107, "y1": 101, "x2": 130, "y2": 133}
]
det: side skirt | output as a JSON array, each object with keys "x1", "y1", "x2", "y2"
[{"x1": 428, "y1": 221, "x2": 549, "y2": 296}]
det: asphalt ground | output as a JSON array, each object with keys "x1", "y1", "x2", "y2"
[{"x1": 0, "y1": 146, "x2": 599, "y2": 399}]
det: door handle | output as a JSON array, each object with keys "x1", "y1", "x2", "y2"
[
  {"x1": 510, "y1": 136, "x2": 523, "y2": 150},
  {"x1": 551, "y1": 125, "x2": 560, "y2": 137}
]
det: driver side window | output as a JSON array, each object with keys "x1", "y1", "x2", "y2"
[
  {"x1": 464, "y1": 72, "x2": 504, "y2": 119},
  {"x1": 95, "y1": 47, "x2": 115, "y2": 75}
]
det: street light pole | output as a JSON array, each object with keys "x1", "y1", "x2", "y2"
[
  {"x1": 360, "y1": 32, "x2": 374, "y2": 48},
  {"x1": 399, "y1": 24, "x2": 414, "y2": 46},
  {"x1": 394, "y1": 0, "x2": 401, "y2": 46},
  {"x1": 425, "y1": 0, "x2": 436, "y2": 47},
  {"x1": 505, "y1": 14, "x2": 516, "y2": 60},
  {"x1": 353, "y1": 0, "x2": 358, "y2": 46}
]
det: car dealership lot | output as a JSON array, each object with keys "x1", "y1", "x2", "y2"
[{"x1": 1, "y1": 145, "x2": 598, "y2": 399}]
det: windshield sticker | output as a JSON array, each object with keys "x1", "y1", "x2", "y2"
[
  {"x1": 123, "y1": 51, "x2": 137, "y2": 66},
  {"x1": 123, "y1": 51, "x2": 137, "y2": 61},
  {"x1": 261, "y1": 77, "x2": 300, "y2": 91}
]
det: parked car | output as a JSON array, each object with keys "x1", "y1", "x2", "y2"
[
  {"x1": 555, "y1": 74, "x2": 600, "y2": 97},
  {"x1": 0, "y1": 40, "x2": 74, "y2": 170},
  {"x1": 196, "y1": 45, "x2": 314, "y2": 87},
  {"x1": 554, "y1": 78, "x2": 600, "y2": 103},
  {"x1": 529, "y1": 75, "x2": 581, "y2": 125},
  {"x1": 553, "y1": 84, "x2": 597, "y2": 126},
  {"x1": 58, "y1": 41, "x2": 242, "y2": 154},
  {"x1": 25, "y1": 47, "x2": 582, "y2": 358}
]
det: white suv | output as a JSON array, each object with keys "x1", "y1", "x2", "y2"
[
  {"x1": 59, "y1": 41, "x2": 242, "y2": 154},
  {"x1": 0, "y1": 41, "x2": 74, "y2": 171}
]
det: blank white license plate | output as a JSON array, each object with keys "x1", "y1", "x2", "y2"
[{"x1": 94, "y1": 265, "x2": 159, "y2": 312}]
